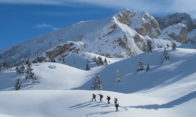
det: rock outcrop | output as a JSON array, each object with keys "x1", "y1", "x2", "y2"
[
  {"x1": 156, "y1": 13, "x2": 193, "y2": 31},
  {"x1": 160, "y1": 23, "x2": 188, "y2": 43},
  {"x1": 116, "y1": 9, "x2": 161, "y2": 38}
]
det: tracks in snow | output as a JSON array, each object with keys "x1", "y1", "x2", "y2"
[{"x1": 83, "y1": 101, "x2": 128, "y2": 117}]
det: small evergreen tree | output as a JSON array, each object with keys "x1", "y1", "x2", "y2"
[
  {"x1": 99, "y1": 57, "x2": 104, "y2": 65},
  {"x1": 16, "y1": 66, "x2": 20, "y2": 73},
  {"x1": 25, "y1": 62, "x2": 36, "y2": 81},
  {"x1": 91, "y1": 74, "x2": 102, "y2": 90},
  {"x1": 25, "y1": 60, "x2": 30, "y2": 65},
  {"x1": 2, "y1": 62, "x2": 9, "y2": 69},
  {"x1": 146, "y1": 40, "x2": 152, "y2": 53},
  {"x1": 16, "y1": 64, "x2": 25, "y2": 74},
  {"x1": 172, "y1": 43, "x2": 176, "y2": 50},
  {"x1": 166, "y1": 44, "x2": 169, "y2": 48},
  {"x1": 161, "y1": 48, "x2": 170, "y2": 63},
  {"x1": 96, "y1": 57, "x2": 104, "y2": 65},
  {"x1": 95, "y1": 57, "x2": 99, "y2": 65},
  {"x1": 86, "y1": 62, "x2": 90, "y2": 71},
  {"x1": 115, "y1": 70, "x2": 121, "y2": 83},
  {"x1": 104, "y1": 58, "x2": 108, "y2": 65},
  {"x1": 146, "y1": 64, "x2": 150, "y2": 72},
  {"x1": 92, "y1": 57, "x2": 96, "y2": 62},
  {"x1": 15, "y1": 79, "x2": 21, "y2": 90},
  {"x1": 137, "y1": 58, "x2": 145, "y2": 72}
]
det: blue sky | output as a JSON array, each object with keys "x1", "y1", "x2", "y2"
[{"x1": 0, "y1": 0, "x2": 196, "y2": 51}]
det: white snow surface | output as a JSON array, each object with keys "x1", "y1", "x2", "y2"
[{"x1": 0, "y1": 48, "x2": 196, "y2": 117}]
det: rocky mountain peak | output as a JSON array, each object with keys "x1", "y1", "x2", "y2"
[{"x1": 115, "y1": 9, "x2": 161, "y2": 38}]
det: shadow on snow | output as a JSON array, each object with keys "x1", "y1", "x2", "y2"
[{"x1": 128, "y1": 91, "x2": 196, "y2": 110}]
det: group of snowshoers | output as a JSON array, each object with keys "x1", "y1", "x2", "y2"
[{"x1": 91, "y1": 93, "x2": 120, "y2": 112}]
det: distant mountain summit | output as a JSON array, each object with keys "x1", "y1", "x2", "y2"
[{"x1": 0, "y1": 9, "x2": 196, "y2": 67}]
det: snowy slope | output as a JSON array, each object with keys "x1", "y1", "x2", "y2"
[
  {"x1": 1, "y1": 48, "x2": 196, "y2": 93},
  {"x1": 0, "y1": 48, "x2": 196, "y2": 117},
  {"x1": 0, "y1": 90, "x2": 195, "y2": 117},
  {"x1": 0, "y1": 62, "x2": 93, "y2": 90},
  {"x1": 189, "y1": 29, "x2": 196, "y2": 41},
  {"x1": 79, "y1": 48, "x2": 196, "y2": 94}
]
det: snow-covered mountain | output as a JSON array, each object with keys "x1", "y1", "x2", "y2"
[{"x1": 0, "y1": 9, "x2": 186, "y2": 67}]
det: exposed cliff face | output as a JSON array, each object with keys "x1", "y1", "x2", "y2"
[
  {"x1": 156, "y1": 13, "x2": 193, "y2": 31},
  {"x1": 160, "y1": 23, "x2": 188, "y2": 43},
  {"x1": 115, "y1": 9, "x2": 161, "y2": 38},
  {"x1": 46, "y1": 41, "x2": 83, "y2": 61}
]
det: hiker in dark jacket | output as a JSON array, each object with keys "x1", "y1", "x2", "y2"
[
  {"x1": 107, "y1": 96, "x2": 111, "y2": 104},
  {"x1": 114, "y1": 98, "x2": 118, "y2": 104},
  {"x1": 115, "y1": 103, "x2": 119, "y2": 112},
  {"x1": 98, "y1": 94, "x2": 103, "y2": 102},
  {"x1": 92, "y1": 94, "x2": 96, "y2": 102}
]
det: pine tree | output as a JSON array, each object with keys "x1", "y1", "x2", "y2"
[
  {"x1": 16, "y1": 66, "x2": 20, "y2": 73},
  {"x1": 92, "y1": 57, "x2": 96, "y2": 63},
  {"x1": 15, "y1": 79, "x2": 21, "y2": 90},
  {"x1": 95, "y1": 57, "x2": 99, "y2": 65},
  {"x1": 16, "y1": 64, "x2": 25, "y2": 74},
  {"x1": 25, "y1": 62, "x2": 36, "y2": 81},
  {"x1": 161, "y1": 48, "x2": 170, "y2": 63},
  {"x1": 146, "y1": 64, "x2": 150, "y2": 72},
  {"x1": 96, "y1": 57, "x2": 104, "y2": 65},
  {"x1": 2, "y1": 62, "x2": 9, "y2": 69},
  {"x1": 25, "y1": 60, "x2": 30, "y2": 65},
  {"x1": 115, "y1": 70, "x2": 121, "y2": 83},
  {"x1": 104, "y1": 58, "x2": 108, "y2": 65},
  {"x1": 137, "y1": 58, "x2": 145, "y2": 72},
  {"x1": 98, "y1": 57, "x2": 104, "y2": 65},
  {"x1": 91, "y1": 74, "x2": 102, "y2": 90},
  {"x1": 146, "y1": 40, "x2": 152, "y2": 53},
  {"x1": 166, "y1": 44, "x2": 170, "y2": 48},
  {"x1": 86, "y1": 62, "x2": 90, "y2": 71},
  {"x1": 172, "y1": 43, "x2": 176, "y2": 50}
]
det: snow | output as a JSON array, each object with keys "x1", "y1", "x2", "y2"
[
  {"x1": 0, "y1": 48, "x2": 195, "y2": 117},
  {"x1": 189, "y1": 29, "x2": 196, "y2": 41},
  {"x1": 32, "y1": 62, "x2": 89, "y2": 90},
  {"x1": 113, "y1": 17, "x2": 143, "y2": 55},
  {"x1": 0, "y1": 90, "x2": 195, "y2": 117},
  {"x1": 160, "y1": 23, "x2": 186, "y2": 41},
  {"x1": 115, "y1": 9, "x2": 160, "y2": 38},
  {"x1": 164, "y1": 23, "x2": 186, "y2": 35}
]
